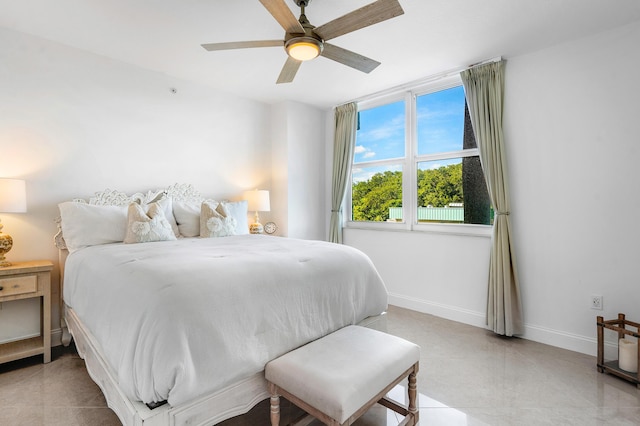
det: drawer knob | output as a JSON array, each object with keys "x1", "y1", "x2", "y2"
[{"x1": 0, "y1": 286, "x2": 3, "y2": 291}]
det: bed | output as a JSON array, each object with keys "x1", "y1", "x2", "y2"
[{"x1": 54, "y1": 183, "x2": 388, "y2": 426}]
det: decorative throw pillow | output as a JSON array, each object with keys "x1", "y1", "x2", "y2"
[
  {"x1": 200, "y1": 201, "x2": 237, "y2": 238},
  {"x1": 150, "y1": 197, "x2": 180, "y2": 238},
  {"x1": 217, "y1": 200, "x2": 249, "y2": 235},
  {"x1": 124, "y1": 202, "x2": 177, "y2": 244}
]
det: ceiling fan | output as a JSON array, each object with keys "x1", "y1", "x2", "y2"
[{"x1": 201, "y1": 0, "x2": 404, "y2": 84}]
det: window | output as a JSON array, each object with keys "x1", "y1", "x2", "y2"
[
  {"x1": 352, "y1": 99, "x2": 405, "y2": 222},
  {"x1": 348, "y1": 77, "x2": 492, "y2": 231}
]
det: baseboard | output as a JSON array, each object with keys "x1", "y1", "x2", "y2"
[
  {"x1": 388, "y1": 293, "x2": 608, "y2": 357},
  {"x1": 520, "y1": 322, "x2": 616, "y2": 358},
  {"x1": 51, "y1": 327, "x2": 63, "y2": 348},
  {"x1": 388, "y1": 293, "x2": 486, "y2": 329}
]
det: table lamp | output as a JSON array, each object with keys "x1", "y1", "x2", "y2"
[
  {"x1": 0, "y1": 179, "x2": 27, "y2": 267},
  {"x1": 244, "y1": 189, "x2": 270, "y2": 234}
]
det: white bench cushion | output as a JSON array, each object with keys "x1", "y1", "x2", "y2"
[{"x1": 265, "y1": 325, "x2": 420, "y2": 424}]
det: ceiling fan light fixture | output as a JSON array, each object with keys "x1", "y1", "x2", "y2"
[{"x1": 285, "y1": 37, "x2": 323, "y2": 61}]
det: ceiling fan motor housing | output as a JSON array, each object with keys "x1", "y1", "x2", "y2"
[
  {"x1": 285, "y1": 7, "x2": 323, "y2": 62},
  {"x1": 285, "y1": 35, "x2": 323, "y2": 61}
]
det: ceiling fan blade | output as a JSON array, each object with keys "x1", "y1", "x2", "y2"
[
  {"x1": 201, "y1": 40, "x2": 283, "y2": 51},
  {"x1": 314, "y1": 0, "x2": 404, "y2": 41},
  {"x1": 276, "y1": 57, "x2": 302, "y2": 84},
  {"x1": 259, "y1": 0, "x2": 305, "y2": 34},
  {"x1": 321, "y1": 43, "x2": 381, "y2": 73}
]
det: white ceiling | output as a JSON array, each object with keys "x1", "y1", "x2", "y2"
[{"x1": 2, "y1": 0, "x2": 640, "y2": 108}]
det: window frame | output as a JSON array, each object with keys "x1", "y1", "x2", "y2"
[{"x1": 345, "y1": 75, "x2": 492, "y2": 237}]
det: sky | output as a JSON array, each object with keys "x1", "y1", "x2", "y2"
[{"x1": 353, "y1": 85, "x2": 465, "y2": 183}]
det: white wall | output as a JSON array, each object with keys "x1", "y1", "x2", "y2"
[
  {"x1": 0, "y1": 27, "x2": 273, "y2": 343},
  {"x1": 340, "y1": 20, "x2": 640, "y2": 356},
  {"x1": 344, "y1": 229, "x2": 491, "y2": 327},
  {"x1": 505, "y1": 19, "x2": 640, "y2": 354},
  {"x1": 271, "y1": 101, "x2": 326, "y2": 240},
  {"x1": 270, "y1": 103, "x2": 289, "y2": 237},
  {"x1": 286, "y1": 102, "x2": 326, "y2": 240}
]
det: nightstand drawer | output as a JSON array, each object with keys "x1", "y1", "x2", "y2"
[{"x1": 0, "y1": 275, "x2": 37, "y2": 297}]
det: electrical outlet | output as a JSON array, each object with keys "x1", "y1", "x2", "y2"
[{"x1": 591, "y1": 295, "x2": 603, "y2": 310}]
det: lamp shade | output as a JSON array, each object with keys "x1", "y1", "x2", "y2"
[
  {"x1": 244, "y1": 189, "x2": 270, "y2": 212},
  {"x1": 0, "y1": 179, "x2": 27, "y2": 213}
]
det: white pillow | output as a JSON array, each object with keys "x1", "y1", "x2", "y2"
[
  {"x1": 58, "y1": 202, "x2": 128, "y2": 253},
  {"x1": 172, "y1": 200, "x2": 201, "y2": 237},
  {"x1": 200, "y1": 201, "x2": 237, "y2": 238},
  {"x1": 124, "y1": 202, "x2": 177, "y2": 244},
  {"x1": 217, "y1": 200, "x2": 249, "y2": 235},
  {"x1": 153, "y1": 197, "x2": 180, "y2": 238}
]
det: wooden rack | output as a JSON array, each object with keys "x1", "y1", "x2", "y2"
[{"x1": 597, "y1": 313, "x2": 640, "y2": 387}]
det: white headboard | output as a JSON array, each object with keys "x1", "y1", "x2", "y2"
[{"x1": 53, "y1": 183, "x2": 203, "y2": 251}]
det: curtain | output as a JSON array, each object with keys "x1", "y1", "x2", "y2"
[
  {"x1": 460, "y1": 61, "x2": 523, "y2": 336},
  {"x1": 329, "y1": 102, "x2": 358, "y2": 244}
]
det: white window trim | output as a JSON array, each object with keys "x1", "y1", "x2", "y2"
[{"x1": 345, "y1": 75, "x2": 492, "y2": 238}]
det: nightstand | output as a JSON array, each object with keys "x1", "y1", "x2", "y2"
[{"x1": 0, "y1": 260, "x2": 53, "y2": 364}]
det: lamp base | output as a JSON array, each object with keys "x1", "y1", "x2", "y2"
[
  {"x1": 0, "y1": 232, "x2": 13, "y2": 268},
  {"x1": 249, "y1": 222, "x2": 264, "y2": 234}
]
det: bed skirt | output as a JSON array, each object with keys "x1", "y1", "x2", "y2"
[{"x1": 65, "y1": 304, "x2": 387, "y2": 426}]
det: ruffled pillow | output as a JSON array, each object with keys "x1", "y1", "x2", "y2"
[
  {"x1": 124, "y1": 202, "x2": 177, "y2": 244},
  {"x1": 200, "y1": 201, "x2": 237, "y2": 238}
]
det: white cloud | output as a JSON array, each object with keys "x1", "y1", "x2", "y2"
[{"x1": 355, "y1": 145, "x2": 376, "y2": 160}]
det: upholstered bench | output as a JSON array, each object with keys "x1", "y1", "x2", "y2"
[{"x1": 265, "y1": 325, "x2": 420, "y2": 426}]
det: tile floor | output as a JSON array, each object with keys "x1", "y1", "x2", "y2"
[{"x1": 1, "y1": 305, "x2": 639, "y2": 425}]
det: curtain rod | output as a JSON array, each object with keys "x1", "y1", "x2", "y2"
[{"x1": 340, "y1": 56, "x2": 502, "y2": 107}]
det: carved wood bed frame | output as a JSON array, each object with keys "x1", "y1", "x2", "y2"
[{"x1": 54, "y1": 183, "x2": 387, "y2": 426}]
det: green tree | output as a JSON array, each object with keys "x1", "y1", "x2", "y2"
[
  {"x1": 352, "y1": 163, "x2": 468, "y2": 222},
  {"x1": 352, "y1": 170, "x2": 402, "y2": 221},
  {"x1": 417, "y1": 164, "x2": 462, "y2": 207}
]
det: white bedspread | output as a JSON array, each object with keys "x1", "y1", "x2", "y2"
[{"x1": 63, "y1": 235, "x2": 388, "y2": 406}]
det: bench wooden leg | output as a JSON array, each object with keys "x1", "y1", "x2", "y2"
[
  {"x1": 397, "y1": 363, "x2": 419, "y2": 426},
  {"x1": 269, "y1": 383, "x2": 281, "y2": 426},
  {"x1": 408, "y1": 370, "x2": 417, "y2": 414}
]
